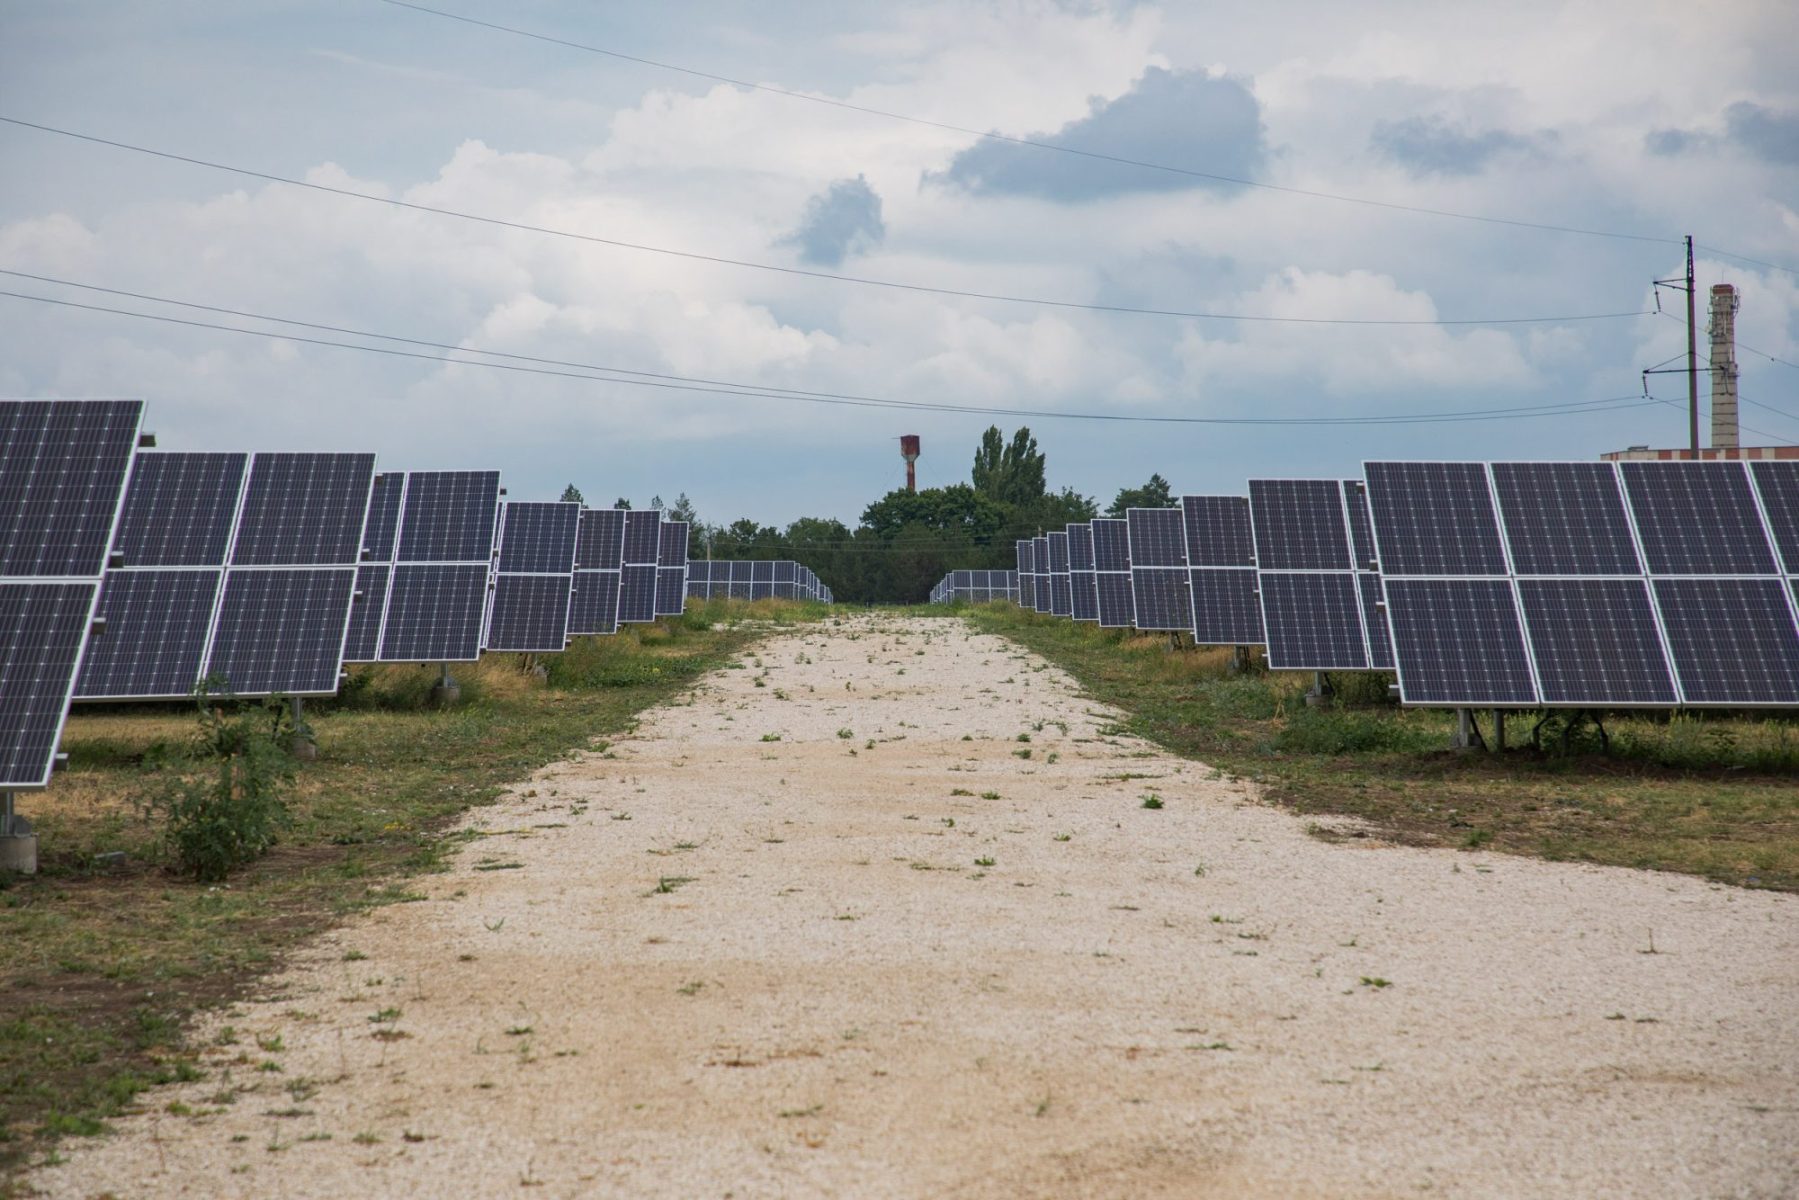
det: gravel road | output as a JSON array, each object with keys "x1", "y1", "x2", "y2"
[{"x1": 34, "y1": 615, "x2": 1798, "y2": 1198}]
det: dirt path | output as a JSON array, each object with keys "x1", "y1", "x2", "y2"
[{"x1": 33, "y1": 615, "x2": 1798, "y2": 1198}]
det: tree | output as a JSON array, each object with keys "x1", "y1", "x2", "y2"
[
  {"x1": 668, "y1": 493, "x2": 699, "y2": 525},
  {"x1": 560, "y1": 483, "x2": 584, "y2": 505},
  {"x1": 970, "y1": 426, "x2": 1047, "y2": 508},
  {"x1": 1107, "y1": 473, "x2": 1173, "y2": 517},
  {"x1": 614, "y1": 497, "x2": 632, "y2": 510},
  {"x1": 649, "y1": 494, "x2": 665, "y2": 511}
]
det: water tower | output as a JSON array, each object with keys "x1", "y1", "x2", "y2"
[{"x1": 900, "y1": 434, "x2": 920, "y2": 493}]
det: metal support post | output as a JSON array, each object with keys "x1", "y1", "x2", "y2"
[
  {"x1": 289, "y1": 696, "x2": 317, "y2": 761},
  {"x1": 1491, "y1": 710, "x2": 1506, "y2": 752},
  {"x1": 0, "y1": 791, "x2": 36, "y2": 874}
]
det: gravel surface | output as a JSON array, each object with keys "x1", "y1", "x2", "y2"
[{"x1": 33, "y1": 615, "x2": 1799, "y2": 1198}]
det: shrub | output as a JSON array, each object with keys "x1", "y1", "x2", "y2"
[{"x1": 139, "y1": 683, "x2": 297, "y2": 881}]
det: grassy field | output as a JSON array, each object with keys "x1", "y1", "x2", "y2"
[
  {"x1": 0, "y1": 598, "x2": 824, "y2": 1181},
  {"x1": 968, "y1": 603, "x2": 1799, "y2": 893}
]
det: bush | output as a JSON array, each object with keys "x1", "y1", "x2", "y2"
[
  {"x1": 1272, "y1": 705, "x2": 1435, "y2": 755},
  {"x1": 139, "y1": 685, "x2": 297, "y2": 881}
]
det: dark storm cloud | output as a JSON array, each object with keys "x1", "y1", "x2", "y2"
[
  {"x1": 782, "y1": 175, "x2": 886, "y2": 266},
  {"x1": 932, "y1": 67, "x2": 1265, "y2": 201},
  {"x1": 1370, "y1": 115, "x2": 1546, "y2": 177}
]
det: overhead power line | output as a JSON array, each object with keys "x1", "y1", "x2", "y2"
[
  {"x1": 0, "y1": 115, "x2": 1652, "y2": 328},
  {"x1": 0, "y1": 280, "x2": 1664, "y2": 428},
  {"x1": 375, "y1": 0, "x2": 1682, "y2": 246},
  {"x1": 1695, "y1": 244, "x2": 1799, "y2": 281}
]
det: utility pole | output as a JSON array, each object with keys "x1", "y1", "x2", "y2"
[{"x1": 1685, "y1": 235, "x2": 1698, "y2": 457}]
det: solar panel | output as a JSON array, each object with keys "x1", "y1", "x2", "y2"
[
  {"x1": 485, "y1": 501, "x2": 577, "y2": 651},
  {"x1": 1031, "y1": 536, "x2": 1052, "y2": 613},
  {"x1": 1091, "y1": 518, "x2": 1130, "y2": 572},
  {"x1": 381, "y1": 564, "x2": 492, "y2": 659},
  {"x1": 1126, "y1": 508, "x2": 1185, "y2": 568},
  {"x1": 1342, "y1": 481, "x2": 1378, "y2": 571},
  {"x1": 1016, "y1": 539, "x2": 1036, "y2": 609},
  {"x1": 1046, "y1": 532, "x2": 1072, "y2": 616},
  {"x1": 1127, "y1": 508, "x2": 1189, "y2": 630},
  {"x1": 1181, "y1": 495, "x2": 1256, "y2": 567},
  {"x1": 1096, "y1": 572, "x2": 1134, "y2": 628},
  {"x1": 1364, "y1": 462, "x2": 1509, "y2": 576},
  {"x1": 728, "y1": 560, "x2": 751, "y2": 600},
  {"x1": 486, "y1": 575, "x2": 574, "y2": 653},
  {"x1": 750, "y1": 559, "x2": 774, "y2": 601},
  {"x1": 1517, "y1": 578, "x2": 1678, "y2": 705},
  {"x1": 1652, "y1": 577, "x2": 1799, "y2": 706},
  {"x1": 0, "y1": 399, "x2": 143, "y2": 578},
  {"x1": 1067, "y1": 524, "x2": 1099, "y2": 621},
  {"x1": 1620, "y1": 461, "x2": 1778, "y2": 575},
  {"x1": 1249, "y1": 481, "x2": 1350, "y2": 571},
  {"x1": 620, "y1": 564, "x2": 660, "y2": 619},
  {"x1": 1381, "y1": 578, "x2": 1537, "y2": 706},
  {"x1": 576, "y1": 509, "x2": 626, "y2": 571},
  {"x1": 1357, "y1": 572, "x2": 1394, "y2": 670},
  {"x1": 342, "y1": 565, "x2": 391, "y2": 662},
  {"x1": 1189, "y1": 568, "x2": 1263, "y2": 644},
  {"x1": 230, "y1": 453, "x2": 375, "y2": 567},
  {"x1": 1259, "y1": 572, "x2": 1368, "y2": 670},
  {"x1": 1491, "y1": 462, "x2": 1643, "y2": 575},
  {"x1": 206, "y1": 568, "x2": 359, "y2": 695},
  {"x1": 367, "y1": 472, "x2": 502, "y2": 662},
  {"x1": 622, "y1": 510, "x2": 660, "y2": 566},
  {"x1": 0, "y1": 401, "x2": 143, "y2": 778},
  {"x1": 654, "y1": 521, "x2": 689, "y2": 616},
  {"x1": 1749, "y1": 462, "x2": 1799, "y2": 574},
  {"x1": 571, "y1": 569, "x2": 622, "y2": 635},
  {"x1": 108, "y1": 452, "x2": 246, "y2": 567}
]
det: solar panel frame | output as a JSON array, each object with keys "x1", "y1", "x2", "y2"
[
  {"x1": 1381, "y1": 577, "x2": 1539, "y2": 707},
  {"x1": 1258, "y1": 571, "x2": 1369, "y2": 671},
  {"x1": 576, "y1": 509, "x2": 626, "y2": 572},
  {"x1": 206, "y1": 566, "x2": 361, "y2": 697},
  {"x1": 1095, "y1": 572, "x2": 1134, "y2": 628},
  {"x1": 1619, "y1": 460, "x2": 1779, "y2": 576},
  {"x1": 1748, "y1": 461, "x2": 1799, "y2": 575},
  {"x1": 1364, "y1": 461, "x2": 1510, "y2": 577},
  {"x1": 1181, "y1": 495, "x2": 1256, "y2": 568},
  {"x1": 229, "y1": 453, "x2": 377, "y2": 568},
  {"x1": 1, "y1": 582, "x2": 105, "y2": 789},
  {"x1": 1249, "y1": 480, "x2": 1351, "y2": 572},
  {"x1": 380, "y1": 563, "x2": 493, "y2": 659},
  {"x1": 1126, "y1": 508, "x2": 1190, "y2": 631},
  {"x1": 1651, "y1": 576, "x2": 1799, "y2": 707},
  {"x1": 1491, "y1": 462, "x2": 1644, "y2": 576},
  {"x1": 362, "y1": 472, "x2": 503, "y2": 663},
  {"x1": 1516, "y1": 577, "x2": 1680, "y2": 706},
  {"x1": 484, "y1": 500, "x2": 578, "y2": 651}
]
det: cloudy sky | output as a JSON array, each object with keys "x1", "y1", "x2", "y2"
[{"x1": 2, "y1": 0, "x2": 1796, "y2": 525}]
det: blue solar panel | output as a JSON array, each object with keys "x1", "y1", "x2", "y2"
[
  {"x1": 484, "y1": 574, "x2": 572, "y2": 653},
  {"x1": 656, "y1": 567, "x2": 687, "y2": 616},
  {"x1": 1342, "y1": 481, "x2": 1377, "y2": 571},
  {"x1": 394, "y1": 471, "x2": 501, "y2": 563},
  {"x1": 728, "y1": 560, "x2": 751, "y2": 600},
  {"x1": 620, "y1": 563, "x2": 660, "y2": 620},
  {"x1": 1131, "y1": 568, "x2": 1192, "y2": 631},
  {"x1": 496, "y1": 502, "x2": 579, "y2": 574},
  {"x1": 1046, "y1": 533, "x2": 1069, "y2": 574},
  {"x1": 569, "y1": 570, "x2": 621, "y2": 635},
  {"x1": 1091, "y1": 519, "x2": 1130, "y2": 572},
  {"x1": 1652, "y1": 577, "x2": 1799, "y2": 705},
  {"x1": 207, "y1": 568, "x2": 357, "y2": 696},
  {"x1": 1749, "y1": 462, "x2": 1799, "y2": 574},
  {"x1": 77, "y1": 569, "x2": 221, "y2": 698},
  {"x1": 1383, "y1": 578, "x2": 1536, "y2": 706},
  {"x1": 0, "y1": 399, "x2": 143, "y2": 578},
  {"x1": 658, "y1": 521, "x2": 690, "y2": 568},
  {"x1": 342, "y1": 564, "x2": 390, "y2": 662},
  {"x1": 1259, "y1": 572, "x2": 1368, "y2": 670},
  {"x1": 361, "y1": 472, "x2": 405, "y2": 563},
  {"x1": 622, "y1": 510, "x2": 660, "y2": 566},
  {"x1": 380, "y1": 564, "x2": 490, "y2": 660},
  {"x1": 1517, "y1": 578, "x2": 1678, "y2": 705},
  {"x1": 110, "y1": 453, "x2": 246, "y2": 567},
  {"x1": 1358, "y1": 572, "x2": 1394, "y2": 670},
  {"x1": 577, "y1": 509, "x2": 626, "y2": 571},
  {"x1": 1190, "y1": 568, "x2": 1263, "y2": 644},
  {"x1": 1096, "y1": 572, "x2": 1134, "y2": 628},
  {"x1": 230, "y1": 453, "x2": 375, "y2": 567},
  {"x1": 1492, "y1": 462, "x2": 1642, "y2": 575},
  {"x1": 1067, "y1": 524, "x2": 1095, "y2": 571},
  {"x1": 1181, "y1": 495, "x2": 1256, "y2": 567},
  {"x1": 1126, "y1": 509, "x2": 1186, "y2": 569},
  {"x1": 1364, "y1": 462, "x2": 1508, "y2": 576},
  {"x1": 1, "y1": 582, "x2": 101, "y2": 788},
  {"x1": 1620, "y1": 461, "x2": 1777, "y2": 575},
  {"x1": 1250, "y1": 480, "x2": 1351, "y2": 571}
]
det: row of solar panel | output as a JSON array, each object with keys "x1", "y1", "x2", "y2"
[
  {"x1": 934, "y1": 461, "x2": 1799, "y2": 711},
  {"x1": 683, "y1": 560, "x2": 833, "y2": 603},
  {"x1": 927, "y1": 570, "x2": 1021, "y2": 605}
]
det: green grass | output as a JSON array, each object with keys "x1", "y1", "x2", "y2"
[
  {"x1": 0, "y1": 596, "x2": 821, "y2": 1181},
  {"x1": 967, "y1": 604, "x2": 1799, "y2": 892}
]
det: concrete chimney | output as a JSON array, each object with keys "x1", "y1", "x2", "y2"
[
  {"x1": 900, "y1": 434, "x2": 920, "y2": 493},
  {"x1": 1709, "y1": 284, "x2": 1739, "y2": 449}
]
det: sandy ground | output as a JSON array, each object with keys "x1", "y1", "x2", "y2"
[{"x1": 31, "y1": 614, "x2": 1799, "y2": 1199}]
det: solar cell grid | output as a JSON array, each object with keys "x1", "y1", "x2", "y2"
[
  {"x1": 1749, "y1": 462, "x2": 1799, "y2": 574},
  {"x1": 1050, "y1": 573, "x2": 1072, "y2": 617},
  {"x1": 576, "y1": 509, "x2": 626, "y2": 571},
  {"x1": 0, "y1": 582, "x2": 100, "y2": 788},
  {"x1": 1071, "y1": 568, "x2": 1099, "y2": 621},
  {"x1": 1033, "y1": 536, "x2": 1052, "y2": 612},
  {"x1": 361, "y1": 473, "x2": 404, "y2": 562},
  {"x1": 1259, "y1": 573, "x2": 1368, "y2": 670},
  {"x1": 1189, "y1": 567, "x2": 1263, "y2": 644},
  {"x1": 1517, "y1": 578, "x2": 1678, "y2": 705},
  {"x1": 1181, "y1": 495, "x2": 1256, "y2": 567},
  {"x1": 1491, "y1": 462, "x2": 1642, "y2": 575},
  {"x1": 1342, "y1": 481, "x2": 1377, "y2": 570},
  {"x1": 569, "y1": 570, "x2": 623, "y2": 636},
  {"x1": 110, "y1": 453, "x2": 246, "y2": 567},
  {"x1": 1620, "y1": 461, "x2": 1778, "y2": 575},
  {"x1": 342, "y1": 564, "x2": 390, "y2": 662},
  {"x1": 1126, "y1": 509, "x2": 1186, "y2": 569},
  {"x1": 1363, "y1": 462, "x2": 1509, "y2": 576},
  {"x1": 77, "y1": 570, "x2": 223, "y2": 697},
  {"x1": 207, "y1": 568, "x2": 357, "y2": 696},
  {"x1": 621, "y1": 563, "x2": 661, "y2": 618},
  {"x1": 1248, "y1": 480, "x2": 1351, "y2": 571},
  {"x1": 496, "y1": 502, "x2": 579, "y2": 574},
  {"x1": 656, "y1": 567, "x2": 688, "y2": 616},
  {"x1": 1047, "y1": 533, "x2": 1070, "y2": 574},
  {"x1": 622, "y1": 510, "x2": 660, "y2": 565},
  {"x1": 1131, "y1": 567, "x2": 1192, "y2": 631},
  {"x1": 1067, "y1": 524, "x2": 1095, "y2": 571},
  {"x1": 381, "y1": 564, "x2": 491, "y2": 660},
  {"x1": 658, "y1": 521, "x2": 690, "y2": 569},
  {"x1": 1357, "y1": 573, "x2": 1393, "y2": 670},
  {"x1": 0, "y1": 399, "x2": 143, "y2": 578},
  {"x1": 230, "y1": 453, "x2": 375, "y2": 567},
  {"x1": 395, "y1": 471, "x2": 501, "y2": 563},
  {"x1": 1091, "y1": 518, "x2": 1130, "y2": 572},
  {"x1": 485, "y1": 574, "x2": 573, "y2": 652},
  {"x1": 1652, "y1": 577, "x2": 1799, "y2": 706},
  {"x1": 1383, "y1": 578, "x2": 1536, "y2": 706}
]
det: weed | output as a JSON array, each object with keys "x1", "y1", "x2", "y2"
[
  {"x1": 837, "y1": 728, "x2": 854, "y2": 740},
  {"x1": 974, "y1": 857, "x2": 996, "y2": 867},
  {"x1": 1359, "y1": 977, "x2": 1393, "y2": 989},
  {"x1": 650, "y1": 876, "x2": 694, "y2": 895},
  {"x1": 979, "y1": 791, "x2": 1001, "y2": 801},
  {"x1": 1140, "y1": 795, "x2": 1164, "y2": 810}
]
